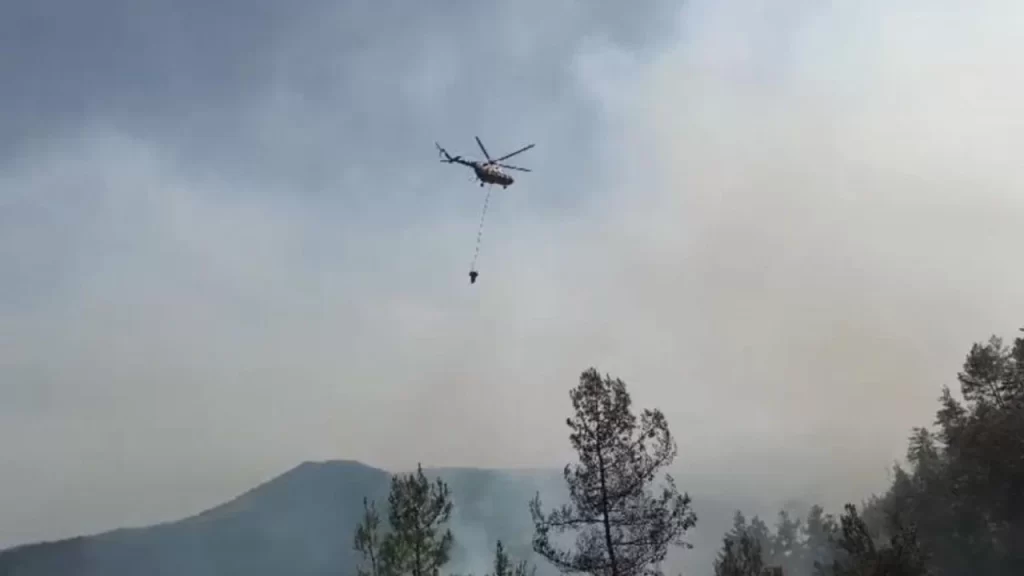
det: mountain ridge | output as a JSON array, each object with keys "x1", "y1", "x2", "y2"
[{"x1": 0, "y1": 459, "x2": 765, "y2": 576}]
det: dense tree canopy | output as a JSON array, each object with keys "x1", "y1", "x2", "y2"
[
  {"x1": 713, "y1": 521, "x2": 765, "y2": 576},
  {"x1": 712, "y1": 326, "x2": 1024, "y2": 576},
  {"x1": 871, "y1": 329, "x2": 1024, "y2": 576}
]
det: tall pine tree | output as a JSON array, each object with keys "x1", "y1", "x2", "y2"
[
  {"x1": 529, "y1": 368, "x2": 697, "y2": 576},
  {"x1": 355, "y1": 497, "x2": 385, "y2": 576},
  {"x1": 382, "y1": 464, "x2": 454, "y2": 576},
  {"x1": 803, "y1": 505, "x2": 837, "y2": 575},
  {"x1": 354, "y1": 464, "x2": 455, "y2": 576}
]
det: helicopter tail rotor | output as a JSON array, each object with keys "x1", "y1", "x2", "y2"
[{"x1": 436, "y1": 142, "x2": 454, "y2": 162}]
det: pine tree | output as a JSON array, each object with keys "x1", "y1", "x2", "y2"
[
  {"x1": 730, "y1": 512, "x2": 748, "y2": 538},
  {"x1": 529, "y1": 368, "x2": 697, "y2": 576},
  {"x1": 355, "y1": 497, "x2": 385, "y2": 576},
  {"x1": 377, "y1": 464, "x2": 455, "y2": 576},
  {"x1": 769, "y1": 510, "x2": 803, "y2": 575},
  {"x1": 802, "y1": 505, "x2": 837, "y2": 575},
  {"x1": 824, "y1": 504, "x2": 928, "y2": 576},
  {"x1": 877, "y1": 328, "x2": 1024, "y2": 575},
  {"x1": 745, "y1": 517, "x2": 772, "y2": 562},
  {"x1": 713, "y1": 530, "x2": 765, "y2": 576},
  {"x1": 490, "y1": 541, "x2": 536, "y2": 576}
]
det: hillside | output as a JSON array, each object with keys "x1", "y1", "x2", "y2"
[{"x1": 0, "y1": 460, "x2": 760, "y2": 576}]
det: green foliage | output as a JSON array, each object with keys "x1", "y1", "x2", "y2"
[
  {"x1": 713, "y1": 326, "x2": 1024, "y2": 576},
  {"x1": 713, "y1": 529, "x2": 764, "y2": 576},
  {"x1": 769, "y1": 511, "x2": 800, "y2": 564},
  {"x1": 529, "y1": 368, "x2": 697, "y2": 576},
  {"x1": 823, "y1": 504, "x2": 928, "y2": 576},
  {"x1": 745, "y1": 517, "x2": 772, "y2": 560},
  {"x1": 714, "y1": 507, "x2": 831, "y2": 576},
  {"x1": 490, "y1": 541, "x2": 536, "y2": 576},
  {"x1": 872, "y1": 328, "x2": 1024, "y2": 576},
  {"x1": 351, "y1": 326, "x2": 1023, "y2": 576},
  {"x1": 715, "y1": 502, "x2": 926, "y2": 576},
  {"x1": 804, "y1": 505, "x2": 838, "y2": 574},
  {"x1": 353, "y1": 464, "x2": 455, "y2": 576},
  {"x1": 355, "y1": 497, "x2": 385, "y2": 576}
]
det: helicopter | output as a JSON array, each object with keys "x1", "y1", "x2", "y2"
[{"x1": 435, "y1": 136, "x2": 534, "y2": 189}]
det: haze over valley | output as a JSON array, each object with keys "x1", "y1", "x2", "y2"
[{"x1": 2, "y1": 1, "x2": 1023, "y2": 575}]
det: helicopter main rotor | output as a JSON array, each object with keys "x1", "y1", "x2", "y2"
[
  {"x1": 475, "y1": 136, "x2": 534, "y2": 169},
  {"x1": 436, "y1": 137, "x2": 535, "y2": 173}
]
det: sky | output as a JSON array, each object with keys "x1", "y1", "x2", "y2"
[{"x1": 2, "y1": 0, "x2": 1024, "y2": 550}]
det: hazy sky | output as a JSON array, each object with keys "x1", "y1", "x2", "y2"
[{"x1": 2, "y1": 0, "x2": 1023, "y2": 549}]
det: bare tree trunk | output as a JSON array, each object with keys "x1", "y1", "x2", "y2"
[{"x1": 597, "y1": 442, "x2": 619, "y2": 576}]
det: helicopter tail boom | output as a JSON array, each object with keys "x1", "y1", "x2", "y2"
[
  {"x1": 435, "y1": 142, "x2": 453, "y2": 161},
  {"x1": 436, "y1": 142, "x2": 471, "y2": 165}
]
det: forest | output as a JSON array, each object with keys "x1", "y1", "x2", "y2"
[{"x1": 349, "y1": 327, "x2": 1024, "y2": 576}]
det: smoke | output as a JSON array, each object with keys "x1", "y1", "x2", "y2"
[
  {"x1": 2, "y1": 0, "x2": 1023, "y2": 557},
  {"x1": 557, "y1": 0, "x2": 1024, "y2": 509}
]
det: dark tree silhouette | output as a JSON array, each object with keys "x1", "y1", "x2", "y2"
[
  {"x1": 529, "y1": 368, "x2": 697, "y2": 576},
  {"x1": 355, "y1": 497, "x2": 385, "y2": 576},
  {"x1": 713, "y1": 529, "x2": 765, "y2": 576},
  {"x1": 490, "y1": 541, "x2": 536, "y2": 576},
  {"x1": 704, "y1": 325, "x2": 1024, "y2": 576},
  {"x1": 824, "y1": 504, "x2": 928, "y2": 576},
  {"x1": 867, "y1": 328, "x2": 1024, "y2": 576},
  {"x1": 803, "y1": 505, "x2": 838, "y2": 575}
]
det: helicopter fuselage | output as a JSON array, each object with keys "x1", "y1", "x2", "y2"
[{"x1": 471, "y1": 162, "x2": 514, "y2": 188}]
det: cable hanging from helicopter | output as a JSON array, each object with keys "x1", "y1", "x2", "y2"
[
  {"x1": 469, "y1": 187, "x2": 492, "y2": 285},
  {"x1": 435, "y1": 136, "x2": 535, "y2": 285}
]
